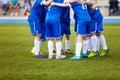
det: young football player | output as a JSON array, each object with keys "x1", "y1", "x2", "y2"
[
  {"x1": 45, "y1": 0, "x2": 69, "y2": 59},
  {"x1": 64, "y1": 0, "x2": 91, "y2": 60},
  {"x1": 85, "y1": 0, "x2": 109, "y2": 57},
  {"x1": 28, "y1": 0, "x2": 52, "y2": 58},
  {"x1": 60, "y1": 6, "x2": 72, "y2": 54}
]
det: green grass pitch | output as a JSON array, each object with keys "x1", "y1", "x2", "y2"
[{"x1": 0, "y1": 24, "x2": 120, "y2": 80}]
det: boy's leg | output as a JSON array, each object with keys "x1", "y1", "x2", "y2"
[
  {"x1": 88, "y1": 34, "x2": 98, "y2": 58},
  {"x1": 34, "y1": 35, "x2": 46, "y2": 58},
  {"x1": 96, "y1": 37, "x2": 100, "y2": 56},
  {"x1": 98, "y1": 34, "x2": 109, "y2": 56},
  {"x1": 87, "y1": 35, "x2": 91, "y2": 54},
  {"x1": 56, "y1": 38, "x2": 66, "y2": 59},
  {"x1": 98, "y1": 34, "x2": 108, "y2": 50},
  {"x1": 34, "y1": 36, "x2": 41, "y2": 55},
  {"x1": 65, "y1": 36, "x2": 71, "y2": 53},
  {"x1": 70, "y1": 35, "x2": 82, "y2": 60},
  {"x1": 48, "y1": 39, "x2": 54, "y2": 59},
  {"x1": 82, "y1": 36, "x2": 89, "y2": 58}
]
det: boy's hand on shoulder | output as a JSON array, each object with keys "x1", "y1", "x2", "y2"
[
  {"x1": 40, "y1": 0, "x2": 47, "y2": 5},
  {"x1": 50, "y1": 2, "x2": 55, "y2": 6}
]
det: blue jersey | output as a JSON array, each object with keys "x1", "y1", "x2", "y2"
[
  {"x1": 73, "y1": 13, "x2": 77, "y2": 32},
  {"x1": 87, "y1": 6, "x2": 103, "y2": 21},
  {"x1": 70, "y1": 2, "x2": 91, "y2": 22},
  {"x1": 45, "y1": 0, "x2": 64, "y2": 38},
  {"x1": 60, "y1": 7, "x2": 70, "y2": 23},
  {"x1": 60, "y1": 7, "x2": 71, "y2": 36},
  {"x1": 87, "y1": 6, "x2": 104, "y2": 33},
  {"x1": 46, "y1": 0, "x2": 64, "y2": 22},
  {"x1": 28, "y1": 0, "x2": 46, "y2": 21}
]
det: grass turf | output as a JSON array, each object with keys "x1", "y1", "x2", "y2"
[{"x1": 0, "y1": 24, "x2": 120, "y2": 80}]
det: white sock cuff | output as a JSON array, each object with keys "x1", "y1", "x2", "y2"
[
  {"x1": 75, "y1": 42, "x2": 82, "y2": 56},
  {"x1": 48, "y1": 40, "x2": 54, "y2": 56},
  {"x1": 83, "y1": 39, "x2": 89, "y2": 53},
  {"x1": 56, "y1": 41, "x2": 62, "y2": 56},
  {"x1": 34, "y1": 37, "x2": 41, "y2": 55},
  {"x1": 91, "y1": 36, "x2": 97, "y2": 40},
  {"x1": 65, "y1": 40, "x2": 70, "y2": 49}
]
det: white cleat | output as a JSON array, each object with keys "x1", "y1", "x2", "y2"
[
  {"x1": 48, "y1": 55, "x2": 54, "y2": 59},
  {"x1": 56, "y1": 55, "x2": 66, "y2": 59}
]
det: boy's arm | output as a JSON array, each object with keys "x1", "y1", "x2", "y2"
[
  {"x1": 50, "y1": 2, "x2": 69, "y2": 7},
  {"x1": 64, "y1": 0, "x2": 85, "y2": 4},
  {"x1": 64, "y1": 0, "x2": 77, "y2": 4},
  {"x1": 85, "y1": 0, "x2": 100, "y2": 9},
  {"x1": 42, "y1": 0, "x2": 53, "y2": 6},
  {"x1": 94, "y1": 4, "x2": 100, "y2": 8}
]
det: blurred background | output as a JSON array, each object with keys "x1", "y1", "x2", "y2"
[{"x1": 0, "y1": 0, "x2": 120, "y2": 17}]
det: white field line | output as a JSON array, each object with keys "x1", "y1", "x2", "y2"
[
  {"x1": 0, "y1": 16, "x2": 120, "y2": 20},
  {"x1": 0, "y1": 26, "x2": 120, "y2": 30},
  {"x1": 0, "y1": 16, "x2": 28, "y2": 20},
  {"x1": 104, "y1": 26, "x2": 120, "y2": 28}
]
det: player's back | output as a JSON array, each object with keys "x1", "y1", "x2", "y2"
[
  {"x1": 46, "y1": 0, "x2": 64, "y2": 20},
  {"x1": 87, "y1": 6, "x2": 103, "y2": 21},
  {"x1": 70, "y1": 2, "x2": 91, "y2": 21},
  {"x1": 28, "y1": 0, "x2": 46, "y2": 21},
  {"x1": 30, "y1": 0, "x2": 44, "y2": 14}
]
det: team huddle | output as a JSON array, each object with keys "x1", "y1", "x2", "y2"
[{"x1": 28, "y1": 0, "x2": 109, "y2": 60}]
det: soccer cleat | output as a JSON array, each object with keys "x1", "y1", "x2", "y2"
[
  {"x1": 31, "y1": 47, "x2": 43, "y2": 55},
  {"x1": 31, "y1": 47, "x2": 35, "y2": 56},
  {"x1": 88, "y1": 51, "x2": 97, "y2": 58},
  {"x1": 34, "y1": 54, "x2": 46, "y2": 58},
  {"x1": 53, "y1": 50, "x2": 56, "y2": 56},
  {"x1": 100, "y1": 49, "x2": 109, "y2": 57},
  {"x1": 56, "y1": 55, "x2": 66, "y2": 59},
  {"x1": 65, "y1": 49, "x2": 72, "y2": 54},
  {"x1": 69, "y1": 55, "x2": 82, "y2": 60},
  {"x1": 61, "y1": 50, "x2": 64, "y2": 54},
  {"x1": 87, "y1": 51, "x2": 91, "y2": 54},
  {"x1": 97, "y1": 51, "x2": 100, "y2": 56},
  {"x1": 31, "y1": 47, "x2": 35, "y2": 54},
  {"x1": 82, "y1": 53, "x2": 88, "y2": 58},
  {"x1": 48, "y1": 55, "x2": 54, "y2": 59},
  {"x1": 53, "y1": 50, "x2": 64, "y2": 55}
]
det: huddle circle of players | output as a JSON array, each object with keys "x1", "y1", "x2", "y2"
[{"x1": 28, "y1": 0, "x2": 109, "y2": 60}]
